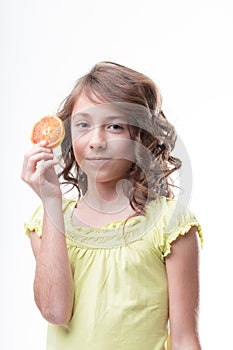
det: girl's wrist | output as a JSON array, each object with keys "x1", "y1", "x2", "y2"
[
  {"x1": 42, "y1": 198, "x2": 65, "y2": 237},
  {"x1": 41, "y1": 194, "x2": 63, "y2": 207}
]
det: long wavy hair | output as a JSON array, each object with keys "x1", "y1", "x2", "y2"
[{"x1": 57, "y1": 61, "x2": 181, "y2": 216}]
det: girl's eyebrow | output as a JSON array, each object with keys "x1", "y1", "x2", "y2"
[
  {"x1": 104, "y1": 116, "x2": 128, "y2": 123},
  {"x1": 72, "y1": 112, "x2": 90, "y2": 119},
  {"x1": 72, "y1": 112, "x2": 128, "y2": 123}
]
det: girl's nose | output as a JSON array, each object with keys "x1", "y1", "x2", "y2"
[{"x1": 89, "y1": 126, "x2": 107, "y2": 150}]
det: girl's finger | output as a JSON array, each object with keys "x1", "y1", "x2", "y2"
[
  {"x1": 38, "y1": 140, "x2": 47, "y2": 147},
  {"x1": 26, "y1": 144, "x2": 53, "y2": 158},
  {"x1": 22, "y1": 152, "x2": 54, "y2": 180},
  {"x1": 22, "y1": 144, "x2": 52, "y2": 172},
  {"x1": 37, "y1": 159, "x2": 59, "y2": 176}
]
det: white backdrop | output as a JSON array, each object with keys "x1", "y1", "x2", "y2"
[{"x1": 1, "y1": 0, "x2": 232, "y2": 349}]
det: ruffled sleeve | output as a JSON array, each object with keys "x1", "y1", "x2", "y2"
[
  {"x1": 157, "y1": 198, "x2": 203, "y2": 259},
  {"x1": 24, "y1": 203, "x2": 43, "y2": 238},
  {"x1": 23, "y1": 199, "x2": 77, "y2": 239}
]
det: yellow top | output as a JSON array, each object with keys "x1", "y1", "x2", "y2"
[{"x1": 24, "y1": 196, "x2": 203, "y2": 350}]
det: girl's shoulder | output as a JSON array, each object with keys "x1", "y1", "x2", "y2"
[
  {"x1": 24, "y1": 198, "x2": 76, "y2": 238},
  {"x1": 146, "y1": 196, "x2": 203, "y2": 258},
  {"x1": 147, "y1": 196, "x2": 200, "y2": 230}
]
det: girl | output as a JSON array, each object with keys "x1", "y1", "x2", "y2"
[{"x1": 22, "y1": 61, "x2": 203, "y2": 350}]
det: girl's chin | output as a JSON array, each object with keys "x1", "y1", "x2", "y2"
[{"x1": 82, "y1": 159, "x2": 133, "y2": 183}]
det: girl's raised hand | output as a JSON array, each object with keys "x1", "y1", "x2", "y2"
[{"x1": 21, "y1": 140, "x2": 62, "y2": 202}]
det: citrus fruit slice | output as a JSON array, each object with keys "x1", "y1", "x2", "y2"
[{"x1": 31, "y1": 115, "x2": 65, "y2": 148}]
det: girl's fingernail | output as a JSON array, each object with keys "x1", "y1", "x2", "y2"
[{"x1": 40, "y1": 140, "x2": 47, "y2": 146}]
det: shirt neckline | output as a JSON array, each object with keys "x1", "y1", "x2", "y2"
[{"x1": 63, "y1": 197, "x2": 166, "y2": 248}]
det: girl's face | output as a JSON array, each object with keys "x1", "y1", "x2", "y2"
[{"x1": 71, "y1": 93, "x2": 135, "y2": 185}]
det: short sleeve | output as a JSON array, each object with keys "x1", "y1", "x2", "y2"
[
  {"x1": 157, "y1": 199, "x2": 203, "y2": 258},
  {"x1": 24, "y1": 204, "x2": 44, "y2": 238},
  {"x1": 23, "y1": 199, "x2": 76, "y2": 239}
]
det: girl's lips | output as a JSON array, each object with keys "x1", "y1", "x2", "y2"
[
  {"x1": 85, "y1": 157, "x2": 112, "y2": 160},
  {"x1": 84, "y1": 157, "x2": 112, "y2": 164}
]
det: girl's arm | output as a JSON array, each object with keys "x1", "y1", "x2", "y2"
[
  {"x1": 165, "y1": 226, "x2": 201, "y2": 350},
  {"x1": 31, "y1": 199, "x2": 74, "y2": 325},
  {"x1": 22, "y1": 142, "x2": 74, "y2": 325}
]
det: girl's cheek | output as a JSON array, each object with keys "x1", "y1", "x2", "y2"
[
  {"x1": 73, "y1": 135, "x2": 92, "y2": 164},
  {"x1": 72, "y1": 129, "x2": 90, "y2": 145},
  {"x1": 73, "y1": 148, "x2": 84, "y2": 166},
  {"x1": 71, "y1": 137, "x2": 83, "y2": 160},
  {"x1": 71, "y1": 131, "x2": 81, "y2": 145}
]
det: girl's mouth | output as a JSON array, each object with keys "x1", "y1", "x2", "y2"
[{"x1": 85, "y1": 157, "x2": 112, "y2": 163}]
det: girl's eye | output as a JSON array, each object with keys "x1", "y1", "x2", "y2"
[
  {"x1": 76, "y1": 122, "x2": 90, "y2": 130},
  {"x1": 108, "y1": 124, "x2": 124, "y2": 131}
]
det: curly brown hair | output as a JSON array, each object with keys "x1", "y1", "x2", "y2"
[{"x1": 57, "y1": 61, "x2": 181, "y2": 215}]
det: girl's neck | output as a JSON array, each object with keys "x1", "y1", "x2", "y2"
[
  {"x1": 82, "y1": 179, "x2": 132, "y2": 213},
  {"x1": 73, "y1": 179, "x2": 145, "y2": 229}
]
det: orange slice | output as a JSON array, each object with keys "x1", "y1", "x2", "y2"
[{"x1": 31, "y1": 115, "x2": 65, "y2": 148}]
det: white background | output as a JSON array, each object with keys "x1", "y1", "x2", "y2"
[{"x1": 1, "y1": 0, "x2": 232, "y2": 349}]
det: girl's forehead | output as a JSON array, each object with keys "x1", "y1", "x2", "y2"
[
  {"x1": 72, "y1": 94, "x2": 123, "y2": 121},
  {"x1": 72, "y1": 94, "x2": 152, "y2": 127},
  {"x1": 72, "y1": 105, "x2": 128, "y2": 122},
  {"x1": 72, "y1": 93, "x2": 103, "y2": 115}
]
